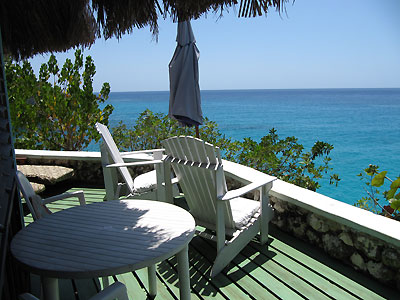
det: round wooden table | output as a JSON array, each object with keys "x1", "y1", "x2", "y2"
[{"x1": 11, "y1": 200, "x2": 196, "y2": 300}]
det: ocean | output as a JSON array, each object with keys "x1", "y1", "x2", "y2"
[{"x1": 95, "y1": 88, "x2": 400, "y2": 206}]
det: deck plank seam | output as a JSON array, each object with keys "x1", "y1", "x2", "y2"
[
  {"x1": 193, "y1": 238, "x2": 273, "y2": 300},
  {"x1": 235, "y1": 251, "x2": 308, "y2": 300},
  {"x1": 186, "y1": 248, "x2": 234, "y2": 300},
  {"x1": 246, "y1": 242, "x2": 336, "y2": 300},
  {"x1": 131, "y1": 270, "x2": 151, "y2": 297},
  {"x1": 267, "y1": 243, "x2": 364, "y2": 300},
  {"x1": 155, "y1": 269, "x2": 179, "y2": 300},
  {"x1": 190, "y1": 240, "x2": 258, "y2": 300},
  {"x1": 164, "y1": 254, "x2": 207, "y2": 300}
]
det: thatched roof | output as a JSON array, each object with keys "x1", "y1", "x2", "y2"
[{"x1": 0, "y1": 0, "x2": 288, "y2": 60}]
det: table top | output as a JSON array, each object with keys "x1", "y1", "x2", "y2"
[{"x1": 11, "y1": 200, "x2": 195, "y2": 279}]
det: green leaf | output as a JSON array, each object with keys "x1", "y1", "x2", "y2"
[
  {"x1": 371, "y1": 171, "x2": 387, "y2": 187},
  {"x1": 389, "y1": 198, "x2": 400, "y2": 211},
  {"x1": 390, "y1": 178, "x2": 400, "y2": 189}
]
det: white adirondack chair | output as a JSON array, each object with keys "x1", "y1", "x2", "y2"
[
  {"x1": 16, "y1": 170, "x2": 86, "y2": 220},
  {"x1": 162, "y1": 136, "x2": 276, "y2": 277},
  {"x1": 96, "y1": 122, "x2": 168, "y2": 202},
  {"x1": 19, "y1": 281, "x2": 129, "y2": 300}
]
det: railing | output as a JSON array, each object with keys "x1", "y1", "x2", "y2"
[{"x1": 15, "y1": 149, "x2": 400, "y2": 289}]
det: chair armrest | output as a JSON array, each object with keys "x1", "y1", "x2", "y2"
[
  {"x1": 162, "y1": 177, "x2": 179, "y2": 186},
  {"x1": 106, "y1": 160, "x2": 163, "y2": 168},
  {"x1": 219, "y1": 179, "x2": 273, "y2": 201},
  {"x1": 121, "y1": 148, "x2": 165, "y2": 160},
  {"x1": 90, "y1": 282, "x2": 129, "y2": 300},
  {"x1": 120, "y1": 148, "x2": 165, "y2": 156},
  {"x1": 19, "y1": 282, "x2": 129, "y2": 300},
  {"x1": 42, "y1": 190, "x2": 86, "y2": 206},
  {"x1": 18, "y1": 293, "x2": 39, "y2": 300}
]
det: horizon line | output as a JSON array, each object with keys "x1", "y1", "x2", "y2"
[{"x1": 101, "y1": 87, "x2": 400, "y2": 93}]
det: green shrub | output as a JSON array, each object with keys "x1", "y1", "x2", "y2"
[
  {"x1": 112, "y1": 110, "x2": 339, "y2": 191},
  {"x1": 356, "y1": 164, "x2": 400, "y2": 220},
  {"x1": 6, "y1": 50, "x2": 113, "y2": 150}
]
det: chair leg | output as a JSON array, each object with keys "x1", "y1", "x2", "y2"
[
  {"x1": 260, "y1": 184, "x2": 274, "y2": 245},
  {"x1": 101, "y1": 276, "x2": 109, "y2": 288},
  {"x1": 211, "y1": 222, "x2": 259, "y2": 277}
]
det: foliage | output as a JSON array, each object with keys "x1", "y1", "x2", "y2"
[
  {"x1": 112, "y1": 110, "x2": 339, "y2": 191},
  {"x1": 355, "y1": 165, "x2": 400, "y2": 220},
  {"x1": 111, "y1": 109, "x2": 232, "y2": 152},
  {"x1": 6, "y1": 49, "x2": 113, "y2": 151},
  {"x1": 224, "y1": 128, "x2": 340, "y2": 191}
]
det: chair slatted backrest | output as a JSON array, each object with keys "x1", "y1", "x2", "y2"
[
  {"x1": 96, "y1": 123, "x2": 135, "y2": 194},
  {"x1": 163, "y1": 136, "x2": 235, "y2": 228},
  {"x1": 16, "y1": 171, "x2": 51, "y2": 220}
]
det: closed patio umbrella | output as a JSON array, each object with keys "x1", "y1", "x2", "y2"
[{"x1": 168, "y1": 20, "x2": 202, "y2": 136}]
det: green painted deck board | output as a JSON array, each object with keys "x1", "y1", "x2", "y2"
[
  {"x1": 21, "y1": 187, "x2": 398, "y2": 300},
  {"x1": 188, "y1": 245, "x2": 248, "y2": 299},
  {"x1": 266, "y1": 227, "x2": 396, "y2": 300},
  {"x1": 246, "y1": 242, "x2": 356, "y2": 300},
  {"x1": 240, "y1": 244, "x2": 332, "y2": 300}
]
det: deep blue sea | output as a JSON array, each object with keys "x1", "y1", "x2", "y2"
[{"x1": 94, "y1": 88, "x2": 400, "y2": 205}]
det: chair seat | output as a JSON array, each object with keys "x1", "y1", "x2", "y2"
[
  {"x1": 133, "y1": 170, "x2": 157, "y2": 193},
  {"x1": 230, "y1": 197, "x2": 260, "y2": 229}
]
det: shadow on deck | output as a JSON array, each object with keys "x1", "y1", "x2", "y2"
[{"x1": 23, "y1": 187, "x2": 397, "y2": 300}]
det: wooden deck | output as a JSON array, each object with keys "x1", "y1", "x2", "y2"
[{"x1": 23, "y1": 187, "x2": 397, "y2": 300}]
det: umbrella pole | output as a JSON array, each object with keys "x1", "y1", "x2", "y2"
[{"x1": 195, "y1": 125, "x2": 199, "y2": 138}]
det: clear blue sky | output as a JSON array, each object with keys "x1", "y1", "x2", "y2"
[{"x1": 29, "y1": 0, "x2": 400, "y2": 92}]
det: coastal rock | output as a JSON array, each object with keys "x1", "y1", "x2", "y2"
[
  {"x1": 307, "y1": 213, "x2": 329, "y2": 233},
  {"x1": 273, "y1": 199, "x2": 288, "y2": 214},
  {"x1": 297, "y1": 206, "x2": 308, "y2": 216},
  {"x1": 367, "y1": 261, "x2": 395, "y2": 283},
  {"x1": 271, "y1": 216, "x2": 286, "y2": 229},
  {"x1": 326, "y1": 219, "x2": 342, "y2": 232},
  {"x1": 306, "y1": 229, "x2": 320, "y2": 246},
  {"x1": 354, "y1": 235, "x2": 382, "y2": 261},
  {"x1": 288, "y1": 216, "x2": 306, "y2": 238},
  {"x1": 350, "y1": 252, "x2": 366, "y2": 271},
  {"x1": 382, "y1": 248, "x2": 400, "y2": 269},
  {"x1": 322, "y1": 234, "x2": 353, "y2": 260},
  {"x1": 339, "y1": 232, "x2": 354, "y2": 247}
]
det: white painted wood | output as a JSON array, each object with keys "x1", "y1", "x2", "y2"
[
  {"x1": 11, "y1": 200, "x2": 195, "y2": 299},
  {"x1": 89, "y1": 282, "x2": 129, "y2": 300},
  {"x1": 17, "y1": 148, "x2": 400, "y2": 249},
  {"x1": 15, "y1": 149, "x2": 102, "y2": 161},
  {"x1": 96, "y1": 122, "x2": 166, "y2": 201},
  {"x1": 177, "y1": 245, "x2": 191, "y2": 300},
  {"x1": 147, "y1": 264, "x2": 157, "y2": 297},
  {"x1": 270, "y1": 179, "x2": 400, "y2": 248},
  {"x1": 162, "y1": 136, "x2": 276, "y2": 277},
  {"x1": 105, "y1": 160, "x2": 163, "y2": 168},
  {"x1": 42, "y1": 277, "x2": 59, "y2": 300},
  {"x1": 16, "y1": 171, "x2": 86, "y2": 220},
  {"x1": 19, "y1": 282, "x2": 129, "y2": 300}
]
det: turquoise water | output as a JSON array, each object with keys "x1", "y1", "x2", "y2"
[{"x1": 96, "y1": 88, "x2": 400, "y2": 205}]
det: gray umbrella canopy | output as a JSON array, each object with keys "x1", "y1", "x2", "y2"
[{"x1": 168, "y1": 21, "x2": 202, "y2": 127}]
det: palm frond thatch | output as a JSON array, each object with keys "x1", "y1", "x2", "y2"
[
  {"x1": 0, "y1": 0, "x2": 288, "y2": 60},
  {"x1": 0, "y1": 0, "x2": 96, "y2": 60}
]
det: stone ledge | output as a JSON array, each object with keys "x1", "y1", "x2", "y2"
[
  {"x1": 270, "y1": 179, "x2": 400, "y2": 248},
  {"x1": 17, "y1": 165, "x2": 74, "y2": 185},
  {"x1": 30, "y1": 182, "x2": 45, "y2": 194}
]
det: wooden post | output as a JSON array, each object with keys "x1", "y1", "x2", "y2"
[{"x1": 195, "y1": 125, "x2": 199, "y2": 138}]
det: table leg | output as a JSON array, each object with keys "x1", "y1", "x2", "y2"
[
  {"x1": 148, "y1": 264, "x2": 157, "y2": 298},
  {"x1": 177, "y1": 245, "x2": 191, "y2": 300},
  {"x1": 42, "y1": 277, "x2": 59, "y2": 300}
]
